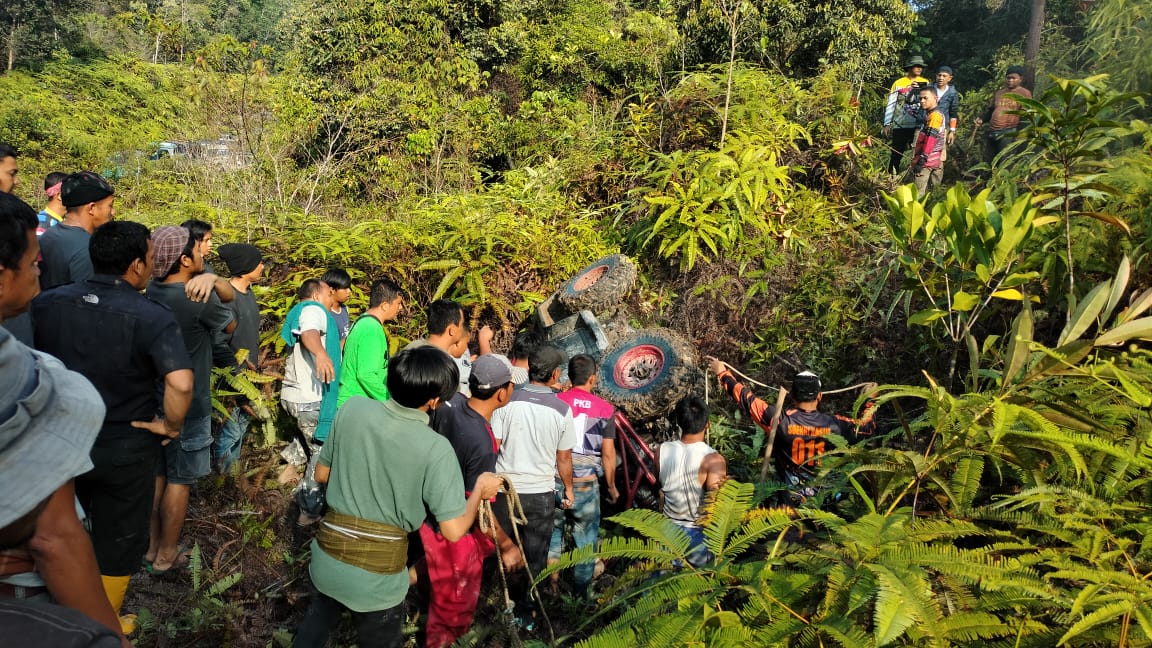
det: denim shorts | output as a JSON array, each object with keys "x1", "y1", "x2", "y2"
[{"x1": 162, "y1": 415, "x2": 213, "y2": 484}]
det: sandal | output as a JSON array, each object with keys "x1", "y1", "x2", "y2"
[{"x1": 145, "y1": 545, "x2": 192, "y2": 576}]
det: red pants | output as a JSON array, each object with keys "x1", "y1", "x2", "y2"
[{"x1": 419, "y1": 523, "x2": 495, "y2": 648}]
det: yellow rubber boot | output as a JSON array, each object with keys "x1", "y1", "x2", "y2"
[{"x1": 100, "y1": 575, "x2": 138, "y2": 635}]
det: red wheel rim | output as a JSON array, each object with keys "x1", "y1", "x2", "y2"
[
  {"x1": 572, "y1": 264, "x2": 609, "y2": 291},
  {"x1": 614, "y1": 345, "x2": 665, "y2": 389}
]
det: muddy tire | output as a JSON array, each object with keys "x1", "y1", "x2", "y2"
[
  {"x1": 557, "y1": 254, "x2": 637, "y2": 314},
  {"x1": 595, "y1": 329, "x2": 697, "y2": 421}
]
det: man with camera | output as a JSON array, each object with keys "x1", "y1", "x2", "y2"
[{"x1": 882, "y1": 56, "x2": 930, "y2": 174}]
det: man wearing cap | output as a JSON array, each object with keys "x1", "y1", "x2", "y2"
[
  {"x1": 883, "y1": 56, "x2": 930, "y2": 174},
  {"x1": 423, "y1": 353, "x2": 522, "y2": 648},
  {"x1": 0, "y1": 328, "x2": 129, "y2": 647},
  {"x1": 490, "y1": 343, "x2": 579, "y2": 627},
  {"x1": 213, "y1": 242, "x2": 266, "y2": 472},
  {"x1": 548, "y1": 353, "x2": 617, "y2": 597},
  {"x1": 32, "y1": 220, "x2": 194, "y2": 633},
  {"x1": 337, "y1": 278, "x2": 405, "y2": 407},
  {"x1": 38, "y1": 171, "x2": 115, "y2": 290},
  {"x1": 707, "y1": 358, "x2": 877, "y2": 501},
  {"x1": 144, "y1": 225, "x2": 235, "y2": 574},
  {"x1": 0, "y1": 195, "x2": 132, "y2": 645},
  {"x1": 36, "y1": 172, "x2": 67, "y2": 236},
  {"x1": 974, "y1": 65, "x2": 1033, "y2": 162}
]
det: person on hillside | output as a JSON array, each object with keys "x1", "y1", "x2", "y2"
[
  {"x1": 291, "y1": 346, "x2": 504, "y2": 648},
  {"x1": 280, "y1": 278, "x2": 342, "y2": 524},
  {"x1": 321, "y1": 267, "x2": 353, "y2": 343},
  {"x1": 706, "y1": 358, "x2": 876, "y2": 500},
  {"x1": 883, "y1": 56, "x2": 930, "y2": 174},
  {"x1": 974, "y1": 65, "x2": 1033, "y2": 162},
  {"x1": 405, "y1": 298, "x2": 472, "y2": 396},
  {"x1": 548, "y1": 353, "x2": 618, "y2": 597},
  {"x1": 423, "y1": 354, "x2": 523, "y2": 648},
  {"x1": 491, "y1": 343, "x2": 578, "y2": 628},
  {"x1": 932, "y1": 67, "x2": 960, "y2": 161},
  {"x1": 33, "y1": 220, "x2": 194, "y2": 634},
  {"x1": 36, "y1": 172, "x2": 67, "y2": 236},
  {"x1": 38, "y1": 172, "x2": 115, "y2": 290},
  {"x1": 143, "y1": 225, "x2": 236, "y2": 575},
  {"x1": 909, "y1": 86, "x2": 946, "y2": 195},
  {"x1": 0, "y1": 144, "x2": 18, "y2": 194},
  {"x1": 657, "y1": 396, "x2": 727, "y2": 568},
  {"x1": 212, "y1": 243, "x2": 266, "y2": 472},
  {"x1": 0, "y1": 325, "x2": 128, "y2": 648},
  {"x1": 0, "y1": 194, "x2": 131, "y2": 646},
  {"x1": 337, "y1": 278, "x2": 405, "y2": 407}
]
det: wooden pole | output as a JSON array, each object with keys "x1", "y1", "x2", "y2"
[{"x1": 760, "y1": 387, "x2": 788, "y2": 482}]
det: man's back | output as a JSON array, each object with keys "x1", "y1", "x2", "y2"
[
  {"x1": 38, "y1": 223, "x2": 91, "y2": 289},
  {"x1": 32, "y1": 275, "x2": 190, "y2": 444},
  {"x1": 282, "y1": 301, "x2": 330, "y2": 404},
  {"x1": 432, "y1": 392, "x2": 498, "y2": 492},
  {"x1": 493, "y1": 384, "x2": 578, "y2": 494},
  {"x1": 146, "y1": 280, "x2": 233, "y2": 418},
  {"x1": 556, "y1": 387, "x2": 615, "y2": 479},
  {"x1": 659, "y1": 439, "x2": 717, "y2": 526}
]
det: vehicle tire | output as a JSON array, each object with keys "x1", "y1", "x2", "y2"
[
  {"x1": 557, "y1": 254, "x2": 637, "y2": 314},
  {"x1": 595, "y1": 329, "x2": 697, "y2": 421}
]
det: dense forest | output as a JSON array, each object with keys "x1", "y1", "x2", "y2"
[{"x1": 2, "y1": 0, "x2": 1151, "y2": 645}]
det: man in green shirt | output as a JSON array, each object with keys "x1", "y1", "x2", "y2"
[
  {"x1": 336, "y1": 278, "x2": 404, "y2": 407},
  {"x1": 292, "y1": 346, "x2": 502, "y2": 648}
]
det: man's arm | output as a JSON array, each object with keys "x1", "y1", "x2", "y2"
[
  {"x1": 185, "y1": 273, "x2": 232, "y2": 303},
  {"x1": 556, "y1": 449, "x2": 574, "y2": 508},
  {"x1": 601, "y1": 437, "x2": 619, "y2": 503},
  {"x1": 438, "y1": 473, "x2": 502, "y2": 542},
  {"x1": 132, "y1": 368, "x2": 193, "y2": 439},
  {"x1": 478, "y1": 325, "x2": 494, "y2": 356},
  {"x1": 707, "y1": 358, "x2": 774, "y2": 433},
  {"x1": 700, "y1": 453, "x2": 728, "y2": 493},
  {"x1": 300, "y1": 329, "x2": 334, "y2": 383},
  {"x1": 29, "y1": 482, "x2": 131, "y2": 647}
]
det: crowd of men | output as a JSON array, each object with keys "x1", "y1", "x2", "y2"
[
  {"x1": 0, "y1": 144, "x2": 880, "y2": 646},
  {"x1": 882, "y1": 57, "x2": 1033, "y2": 194}
]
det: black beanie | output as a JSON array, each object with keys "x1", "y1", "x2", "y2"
[
  {"x1": 216, "y1": 243, "x2": 263, "y2": 276},
  {"x1": 60, "y1": 171, "x2": 114, "y2": 208}
]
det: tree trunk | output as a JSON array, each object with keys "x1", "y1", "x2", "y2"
[
  {"x1": 1024, "y1": 0, "x2": 1045, "y2": 90},
  {"x1": 7, "y1": 19, "x2": 16, "y2": 72}
]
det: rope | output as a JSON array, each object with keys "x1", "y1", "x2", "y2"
[
  {"x1": 477, "y1": 474, "x2": 557, "y2": 646},
  {"x1": 708, "y1": 359, "x2": 877, "y2": 395}
]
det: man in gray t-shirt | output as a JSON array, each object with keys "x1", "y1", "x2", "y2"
[{"x1": 490, "y1": 344, "x2": 578, "y2": 623}]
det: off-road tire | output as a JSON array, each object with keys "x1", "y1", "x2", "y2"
[
  {"x1": 557, "y1": 254, "x2": 638, "y2": 314},
  {"x1": 595, "y1": 328, "x2": 697, "y2": 421}
]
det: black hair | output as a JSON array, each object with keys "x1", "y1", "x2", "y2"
[
  {"x1": 528, "y1": 344, "x2": 564, "y2": 383},
  {"x1": 90, "y1": 221, "x2": 151, "y2": 276},
  {"x1": 469, "y1": 373, "x2": 511, "y2": 401},
  {"x1": 918, "y1": 85, "x2": 938, "y2": 96},
  {"x1": 180, "y1": 219, "x2": 213, "y2": 243},
  {"x1": 388, "y1": 346, "x2": 459, "y2": 408},
  {"x1": 673, "y1": 396, "x2": 710, "y2": 436},
  {"x1": 568, "y1": 354, "x2": 597, "y2": 387},
  {"x1": 0, "y1": 143, "x2": 15, "y2": 160},
  {"x1": 427, "y1": 298, "x2": 463, "y2": 336},
  {"x1": 321, "y1": 267, "x2": 352, "y2": 290},
  {"x1": 510, "y1": 330, "x2": 542, "y2": 361},
  {"x1": 0, "y1": 193, "x2": 37, "y2": 270},
  {"x1": 44, "y1": 172, "x2": 67, "y2": 191},
  {"x1": 369, "y1": 278, "x2": 404, "y2": 308},
  {"x1": 297, "y1": 278, "x2": 324, "y2": 301}
]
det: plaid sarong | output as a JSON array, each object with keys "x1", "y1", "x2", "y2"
[{"x1": 316, "y1": 509, "x2": 409, "y2": 574}]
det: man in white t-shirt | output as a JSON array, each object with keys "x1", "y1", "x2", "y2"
[
  {"x1": 280, "y1": 279, "x2": 339, "y2": 522},
  {"x1": 491, "y1": 344, "x2": 578, "y2": 627}
]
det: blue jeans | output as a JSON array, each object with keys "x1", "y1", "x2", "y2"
[
  {"x1": 679, "y1": 524, "x2": 714, "y2": 568},
  {"x1": 162, "y1": 415, "x2": 213, "y2": 485},
  {"x1": 549, "y1": 479, "x2": 600, "y2": 595},
  {"x1": 214, "y1": 406, "x2": 252, "y2": 473}
]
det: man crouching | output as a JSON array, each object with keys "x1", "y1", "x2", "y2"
[{"x1": 292, "y1": 346, "x2": 503, "y2": 648}]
